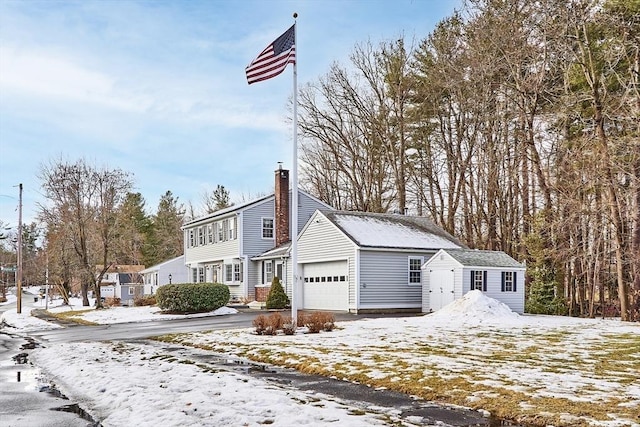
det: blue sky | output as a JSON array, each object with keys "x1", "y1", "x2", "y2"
[{"x1": 0, "y1": 0, "x2": 461, "y2": 227}]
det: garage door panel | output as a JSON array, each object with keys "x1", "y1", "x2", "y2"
[{"x1": 303, "y1": 261, "x2": 348, "y2": 311}]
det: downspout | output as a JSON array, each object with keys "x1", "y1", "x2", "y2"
[{"x1": 354, "y1": 248, "x2": 361, "y2": 313}]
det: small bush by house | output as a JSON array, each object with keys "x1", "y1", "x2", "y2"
[
  {"x1": 253, "y1": 311, "x2": 335, "y2": 335},
  {"x1": 104, "y1": 297, "x2": 121, "y2": 307},
  {"x1": 156, "y1": 283, "x2": 230, "y2": 313},
  {"x1": 265, "y1": 277, "x2": 289, "y2": 309},
  {"x1": 134, "y1": 295, "x2": 156, "y2": 307},
  {"x1": 304, "y1": 311, "x2": 335, "y2": 333}
]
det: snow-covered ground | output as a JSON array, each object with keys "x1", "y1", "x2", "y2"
[{"x1": 2, "y1": 290, "x2": 639, "y2": 427}]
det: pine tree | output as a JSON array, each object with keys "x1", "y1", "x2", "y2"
[{"x1": 266, "y1": 276, "x2": 289, "y2": 309}]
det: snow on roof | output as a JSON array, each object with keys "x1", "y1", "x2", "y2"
[
  {"x1": 441, "y1": 248, "x2": 524, "y2": 268},
  {"x1": 428, "y1": 289, "x2": 519, "y2": 323},
  {"x1": 326, "y1": 211, "x2": 464, "y2": 250}
]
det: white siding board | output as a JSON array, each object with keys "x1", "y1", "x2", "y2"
[
  {"x1": 421, "y1": 251, "x2": 461, "y2": 312},
  {"x1": 298, "y1": 211, "x2": 357, "y2": 307},
  {"x1": 185, "y1": 239, "x2": 239, "y2": 265}
]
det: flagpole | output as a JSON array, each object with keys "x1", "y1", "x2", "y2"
[{"x1": 291, "y1": 12, "x2": 299, "y2": 326}]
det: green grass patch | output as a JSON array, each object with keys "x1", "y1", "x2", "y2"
[{"x1": 46, "y1": 309, "x2": 98, "y2": 325}]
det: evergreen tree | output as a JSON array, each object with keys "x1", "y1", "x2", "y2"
[
  {"x1": 145, "y1": 191, "x2": 185, "y2": 266},
  {"x1": 266, "y1": 276, "x2": 289, "y2": 309}
]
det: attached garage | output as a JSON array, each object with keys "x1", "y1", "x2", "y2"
[{"x1": 302, "y1": 260, "x2": 349, "y2": 311}]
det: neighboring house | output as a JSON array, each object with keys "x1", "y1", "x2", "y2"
[
  {"x1": 421, "y1": 248, "x2": 526, "y2": 314},
  {"x1": 182, "y1": 165, "x2": 333, "y2": 301},
  {"x1": 294, "y1": 210, "x2": 466, "y2": 313},
  {"x1": 98, "y1": 265, "x2": 145, "y2": 305},
  {"x1": 140, "y1": 255, "x2": 189, "y2": 295}
]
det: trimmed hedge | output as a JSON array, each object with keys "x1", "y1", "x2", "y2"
[{"x1": 156, "y1": 283, "x2": 230, "y2": 313}]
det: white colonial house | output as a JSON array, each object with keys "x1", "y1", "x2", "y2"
[
  {"x1": 422, "y1": 248, "x2": 526, "y2": 314},
  {"x1": 182, "y1": 165, "x2": 332, "y2": 302}
]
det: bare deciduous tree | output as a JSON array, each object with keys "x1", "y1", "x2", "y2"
[{"x1": 39, "y1": 158, "x2": 132, "y2": 308}]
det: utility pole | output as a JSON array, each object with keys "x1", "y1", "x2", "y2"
[{"x1": 17, "y1": 183, "x2": 23, "y2": 314}]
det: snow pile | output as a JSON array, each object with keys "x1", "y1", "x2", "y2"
[{"x1": 428, "y1": 290, "x2": 519, "y2": 324}]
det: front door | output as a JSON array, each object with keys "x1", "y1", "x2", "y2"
[{"x1": 430, "y1": 269, "x2": 455, "y2": 311}]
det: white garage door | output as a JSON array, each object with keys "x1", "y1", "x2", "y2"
[{"x1": 302, "y1": 260, "x2": 349, "y2": 311}]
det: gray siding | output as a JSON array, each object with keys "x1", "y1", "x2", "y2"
[
  {"x1": 461, "y1": 267, "x2": 525, "y2": 314},
  {"x1": 296, "y1": 192, "x2": 330, "y2": 235},
  {"x1": 242, "y1": 200, "x2": 276, "y2": 257},
  {"x1": 422, "y1": 250, "x2": 526, "y2": 314},
  {"x1": 298, "y1": 211, "x2": 357, "y2": 307},
  {"x1": 360, "y1": 250, "x2": 435, "y2": 309}
]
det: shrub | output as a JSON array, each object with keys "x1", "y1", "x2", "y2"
[
  {"x1": 156, "y1": 283, "x2": 230, "y2": 313},
  {"x1": 134, "y1": 295, "x2": 156, "y2": 307},
  {"x1": 304, "y1": 311, "x2": 335, "y2": 333},
  {"x1": 296, "y1": 311, "x2": 306, "y2": 327},
  {"x1": 265, "y1": 277, "x2": 289, "y2": 309},
  {"x1": 253, "y1": 314, "x2": 268, "y2": 335},
  {"x1": 281, "y1": 316, "x2": 296, "y2": 335},
  {"x1": 104, "y1": 297, "x2": 121, "y2": 307}
]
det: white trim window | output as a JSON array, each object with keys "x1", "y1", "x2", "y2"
[
  {"x1": 207, "y1": 224, "x2": 214, "y2": 244},
  {"x1": 217, "y1": 221, "x2": 224, "y2": 242},
  {"x1": 128, "y1": 287, "x2": 135, "y2": 296},
  {"x1": 233, "y1": 263, "x2": 242, "y2": 282},
  {"x1": 501, "y1": 271, "x2": 517, "y2": 292},
  {"x1": 471, "y1": 270, "x2": 487, "y2": 291},
  {"x1": 408, "y1": 256, "x2": 423, "y2": 285},
  {"x1": 198, "y1": 227, "x2": 204, "y2": 246},
  {"x1": 225, "y1": 264, "x2": 233, "y2": 282},
  {"x1": 222, "y1": 219, "x2": 229, "y2": 241},
  {"x1": 188, "y1": 229, "x2": 195, "y2": 248},
  {"x1": 262, "y1": 218, "x2": 274, "y2": 239},
  {"x1": 263, "y1": 261, "x2": 273, "y2": 284},
  {"x1": 229, "y1": 217, "x2": 236, "y2": 240}
]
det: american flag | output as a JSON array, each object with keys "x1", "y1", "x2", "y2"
[{"x1": 245, "y1": 24, "x2": 296, "y2": 85}]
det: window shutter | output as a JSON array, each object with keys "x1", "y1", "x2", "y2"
[
  {"x1": 483, "y1": 271, "x2": 487, "y2": 291},
  {"x1": 501, "y1": 272, "x2": 505, "y2": 292},
  {"x1": 513, "y1": 272, "x2": 517, "y2": 292},
  {"x1": 470, "y1": 270, "x2": 475, "y2": 291}
]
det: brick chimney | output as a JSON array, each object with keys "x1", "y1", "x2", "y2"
[{"x1": 274, "y1": 163, "x2": 290, "y2": 246}]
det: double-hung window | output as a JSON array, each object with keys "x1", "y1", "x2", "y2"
[
  {"x1": 262, "y1": 218, "x2": 274, "y2": 239},
  {"x1": 408, "y1": 256, "x2": 423, "y2": 285},
  {"x1": 233, "y1": 263, "x2": 242, "y2": 282},
  {"x1": 264, "y1": 261, "x2": 273, "y2": 284},
  {"x1": 470, "y1": 270, "x2": 487, "y2": 291},
  {"x1": 225, "y1": 264, "x2": 233, "y2": 282},
  {"x1": 229, "y1": 217, "x2": 236, "y2": 240},
  {"x1": 222, "y1": 219, "x2": 229, "y2": 241},
  {"x1": 188, "y1": 230, "x2": 195, "y2": 248},
  {"x1": 217, "y1": 222, "x2": 224, "y2": 242},
  {"x1": 501, "y1": 271, "x2": 517, "y2": 292},
  {"x1": 207, "y1": 224, "x2": 213, "y2": 244}
]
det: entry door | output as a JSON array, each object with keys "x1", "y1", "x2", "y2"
[
  {"x1": 430, "y1": 269, "x2": 455, "y2": 311},
  {"x1": 275, "y1": 262, "x2": 284, "y2": 282}
]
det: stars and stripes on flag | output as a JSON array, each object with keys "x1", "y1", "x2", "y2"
[{"x1": 245, "y1": 24, "x2": 295, "y2": 85}]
